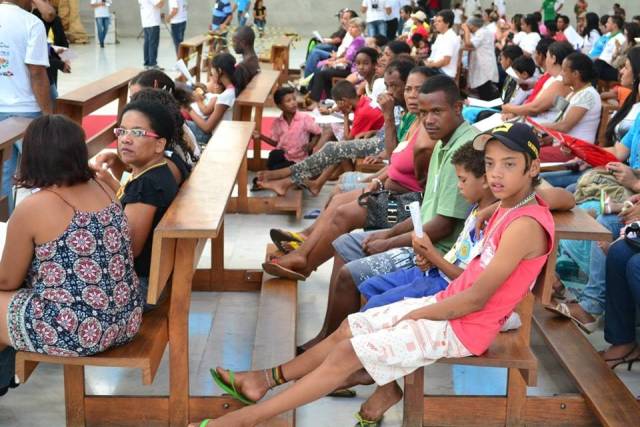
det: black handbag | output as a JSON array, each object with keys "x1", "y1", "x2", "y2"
[
  {"x1": 357, "y1": 190, "x2": 423, "y2": 231},
  {"x1": 624, "y1": 222, "x2": 640, "y2": 251}
]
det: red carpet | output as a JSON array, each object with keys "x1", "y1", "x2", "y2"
[{"x1": 82, "y1": 115, "x2": 276, "y2": 151}]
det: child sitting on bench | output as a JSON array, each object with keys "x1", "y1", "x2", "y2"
[
  {"x1": 193, "y1": 122, "x2": 556, "y2": 426},
  {"x1": 252, "y1": 86, "x2": 322, "y2": 171}
]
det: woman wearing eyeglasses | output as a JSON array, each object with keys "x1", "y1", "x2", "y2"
[
  {"x1": 0, "y1": 115, "x2": 142, "y2": 364},
  {"x1": 95, "y1": 99, "x2": 179, "y2": 304}
]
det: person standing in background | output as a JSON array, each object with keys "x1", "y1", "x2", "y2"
[
  {"x1": 253, "y1": 0, "x2": 266, "y2": 36},
  {"x1": 138, "y1": 0, "x2": 164, "y2": 69},
  {"x1": 541, "y1": 0, "x2": 563, "y2": 29},
  {"x1": 362, "y1": 0, "x2": 390, "y2": 37},
  {"x1": 0, "y1": 0, "x2": 51, "y2": 213},
  {"x1": 211, "y1": 0, "x2": 235, "y2": 32},
  {"x1": 167, "y1": 0, "x2": 188, "y2": 55},
  {"x1": 90, "y1": 0, "x2": 111, "y2": 48},
  {"x1": 236, "y1": 0, "x2": 251, "y2": 26}
]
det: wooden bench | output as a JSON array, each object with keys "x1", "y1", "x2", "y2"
[
  {"x1": 258, "y1": 35, "x2": 293, "y2": 85},
  {"x1": 177, "y1": 34, "x2": 209, "y2": 83},
  {"x1": 56, "y1": 68, "x2": 140, "y2": 158},
  {"x1": 0, "y1": 117, "x2": 32, "y2": 219},
  {"x1": 401, "y1": 208, "x2": 615, "y2": 426},
  {"x1": 15, "y1": 122, "x2": 257, "y2": 427},
  {"x1": 596, "y1": 103, "x2": 618, "y2": 147},
  {"x1": 228, "y1": 69, "x2": 303, "y2": 219}
]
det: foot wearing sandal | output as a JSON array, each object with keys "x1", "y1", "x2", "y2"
[
  {"x1": 262, "y1": 257, "x2": 308, "y2": 281},
  {"x1": 356, "y1": 381, "x2": 403, "y2": 426},
  {"x1": 265, "y1": 251, "x2": 309, "y2": 276},
  {"x1": 214, "y1": 367, "x2": 271, "y2": 404},
  {"x1": 546, "y1": 302, "x2": 601, "y2": 333},
  {"x1": 601, "y1": 343, "x2": 640, "y2": 370}
]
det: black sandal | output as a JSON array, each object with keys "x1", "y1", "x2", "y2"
[{"x1": 603, "y1": 344, "x2": 640, "y2": 370}]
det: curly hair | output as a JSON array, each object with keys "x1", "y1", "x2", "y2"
[{"x1": 451, "y1": 141, "x2": 485, "y2": 178}]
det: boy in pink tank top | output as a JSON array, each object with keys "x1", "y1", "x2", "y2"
[{"x1": 191, "y1": 123, "x2": 555, "y2": 427}]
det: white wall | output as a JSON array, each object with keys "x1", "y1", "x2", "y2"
[{"x1": 78, "y1": 1, "x2": 640, "y2": 39}]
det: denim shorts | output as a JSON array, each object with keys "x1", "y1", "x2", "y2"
[{"x1": 332, "y1": 231, "x2": 416, "y2": 287}]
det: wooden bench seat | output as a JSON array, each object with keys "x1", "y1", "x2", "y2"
[
  {"x1": 56, "y1": 68, "x2": 140, "y2": 157},
  {"x1": 178, "y1": 34, "x2": 209, "y2": 83},
  {"x1": 0, "y1": 117, "x2": 32, "y2": 219},
  {"x1": 16, "y1": 298, "x2": 169, "y2": 386},
  {"x1": 533, "y1": 303, "x2": 640, "y2": 426},
  {"x1": 227, "y1": 69, "x2": 304, "y2": 218},
  {"x1": 249, "y1": 244, "x2": 299, "y2": 427}
]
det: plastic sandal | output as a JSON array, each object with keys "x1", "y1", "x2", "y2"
[
  {"x1": 199, "y1": 420, "x2": 210, "y2": 427},
  {"x1": 545, "y1": 303, "x2": 601, "y2": 334},
  {"x1": 354, "y1": 412, "x2": 382, "y2": 426},
  {"x1": 210, "y1": 368, "x2": 256, "y2": 405},
  {"x1": 262, "y1": 259, "x2": 307, "y2": 281}
]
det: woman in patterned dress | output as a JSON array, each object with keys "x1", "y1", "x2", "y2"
[{"x1": 0, "y1": 115, "x2": 142, "y2": 358}]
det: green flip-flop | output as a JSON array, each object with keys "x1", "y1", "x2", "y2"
[
  {"x1": 354, "y1": 412, "x2": 382, "y2": 426},
  {"x1": 199, "y1": 420, "x2": 210, "y2": 427},
  {"x1": 210, "y1": 368, "x2": 256, "y2": 405}
]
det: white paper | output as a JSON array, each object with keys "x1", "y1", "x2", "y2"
[
  {"x1": 312, "y1": 31, "x2": 323, "y2": 42},
  {"x1": 467, "y1": 97, "x2": 503, "y2": 108},
  {"x1": 311, "y1": 109, "x2": 353, "y2": 125},
  {"x1": 176, "y1": 59, "x2": 195, "y2": 85},
  {"x1": 56, "y1": 48, "x2": 78, "y2": 62},
  {"x1": 409, "y1": 201, "x2": 423, "y2": 238},
  {"x1": 473, "y1": 113, "x2": 505, "y2": 132}
]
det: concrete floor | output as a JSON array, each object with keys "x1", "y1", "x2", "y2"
[{"x1": 1, "y1": 36, "x2": 639, "y2": 427}]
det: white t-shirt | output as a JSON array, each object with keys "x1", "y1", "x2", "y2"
[
  {"x1": 563, "y1": 25, "x2": 583, "y2": 50},
  {"x1": 139, "y1": 0, "x2": 163, "y2": 28},
  {"x1": 599, "y1": 32, "x2": 626, "y2": 65},
  {"x1": 453, "y1": 8, "x2": 463, "y2": 25},
  {"x1": 512, "y1": 31, "x2": 525, "y2": 46},
  {"x1": 468, "y1": 26, "x2": 499, "y2": 89},
  {"x1": 533, "y1": 74, "x2": 564, "y2": 123},
  {"x1": 369, "y1": 77, "x2": 386, "y2": 108},
  {"x1": 0, "y1": 3, "x2": 49, "y2": 113},
  {"x1": 581, "y1": 29, "x2": 600, "y2": 55},
  {"x1": 168, "y1": 0, "x2": 187, "y2": 24},
  {"x1": 429, "y1": 28, "x2": 460, "y2": 78},
  {"x1": 362, "y1": 0, "x2": 388, "y2": 23},
  {"x1": 336, "y1": 32, "x2": 354, "y2": 58},
  {"x1": 385, "y1": 0, "x2": 402, "y2": 20},
  {"x1": 217, "y1": 87, "x2": 236, "y2": 121},
  {"x1": 562, "y1": 85, "x2": 601, "y2": 143},
  {"x1": 91, "y1": 0, "x2": 111, "y2": 18},
  {"x1": 518, "y1": 32, "x2": 541, "y2": 56}
]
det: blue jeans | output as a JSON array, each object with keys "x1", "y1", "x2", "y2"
[
  {"x1": 575, "y1": 214, "x2": 623, "y2": 315},
  {"x1": 143, "y1": 26, "x2": 160, "y2": 67},
  {"x1": 359, "y1": 267, "x2": 448, "y2": 311},
  {"x1": 95, "y1": 16, "x2": 110, "y2": 47},
  {"x1": 255, "y1": 19, "x2": 265, "y2": 32},
  {"x1": 366, "y1": 20, "x2": 387, "y2": 37},
  {"x1": 170, "y1": 21, "x2": 187, "y2": 52},
  {"x1": 304, "y1": 46, "x2": 332, "y2": 77},
  {"x1": 0, "y1": 111, "x2": 41, "y2": 213},
  {"x1": 237, "y1": 10, "x2": 248, "y2": 26},
  {"x1": 540, "y1": 170, "x2": 582, "y2": 188},
  {"x1": 604, "y1": 239, "x2": 640, "y2": 345}
]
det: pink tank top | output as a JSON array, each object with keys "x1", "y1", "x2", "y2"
[
  {"x1": 436, "y1": 195, "x2": 555, "y2": 355},
  {"x1": 387, "y1": 129, "x2": 422, "y2": 192}
]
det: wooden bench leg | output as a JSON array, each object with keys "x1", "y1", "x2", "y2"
[
  {"x1": 505, "y1": 368, "x2": 527, "y2": 427},
  {"x1": 403, "y1": 368, "x2": 424, "y2": 427},
  {"x1": 169, "y1": 239, "x2": 198, "y2": 426},
  {"x1": 63, "y1": 365, "x2": 86, "y2": 427}
]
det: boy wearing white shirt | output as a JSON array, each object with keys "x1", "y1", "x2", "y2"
[
  {"x1": 595, "y1": 14, "x2": 625, "y2": 82},
  {"x1": 138, "y1": 0, "x2": 164, "y2": 69},
  {"x1": 167, "y1": 0, "x2": 188, "y2": 54},
  {"x1": 90, "y1": 0, "x2": 111, "y2": 48},
  {"x1": 425, "y1": 9, "x2": 460, "y2": 79}
]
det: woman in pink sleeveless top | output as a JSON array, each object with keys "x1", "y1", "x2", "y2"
[{"x1": 192, "y1": 123, "x2": 554, "y2": 427}]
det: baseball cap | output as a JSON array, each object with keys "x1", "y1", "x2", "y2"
[
  {"x1": 410, "y1": 11, "x2": 428, "y2": 22},
  {"x1": 472, "y1": 122, "x2": 540, "y2": 160}
]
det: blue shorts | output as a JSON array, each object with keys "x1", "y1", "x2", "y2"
[{"x1": 359, "y1": 266, "x2": 448, "y2": 311}]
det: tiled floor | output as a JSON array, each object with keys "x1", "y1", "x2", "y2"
[{"x1": 1, "y1": 36, "x2": 639, "y2": 426}]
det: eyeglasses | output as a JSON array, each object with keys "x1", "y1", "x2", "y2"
[{"x1": 113, "y1": 128, "x2": 160, "y2": 138}]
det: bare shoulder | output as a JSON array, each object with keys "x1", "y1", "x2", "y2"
[{"x1": 504, "y1": 216, "x2": 548, "y2": 258}]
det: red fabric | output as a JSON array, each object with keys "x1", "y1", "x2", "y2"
[
  {"x1": 527, "y1": 118, "x2": 618, "y2": 167},
  {"x1": 524, "y1": 73, "x2": 551, "y2": 104},
  {"x1": 350, "y1": 96, "x2": 384, "y2": 138},
  {"x1": 540, "y1": 145, "x2": 574, "y2": 162}
]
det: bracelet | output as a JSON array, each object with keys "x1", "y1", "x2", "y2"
[{"x1": 372, "y1": 178, "x2": 383, "y2": 190}]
